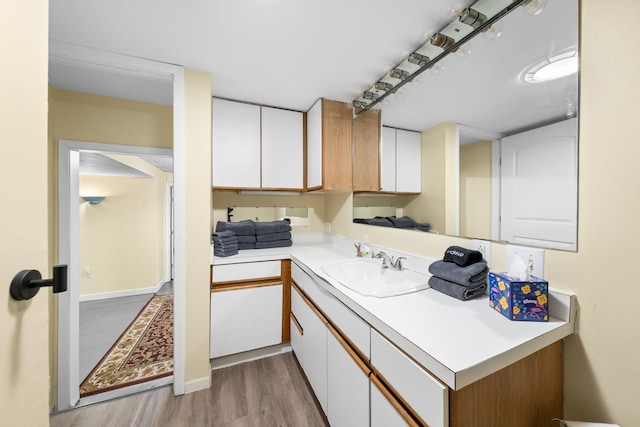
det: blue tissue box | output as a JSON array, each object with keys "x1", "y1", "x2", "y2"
[{"x1": 489, "y1": 272, "x2": 548, "y2": 322}]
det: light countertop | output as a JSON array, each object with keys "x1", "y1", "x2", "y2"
[{"x1": 212, "y1": 234, "x2": 576, "y2": 390}]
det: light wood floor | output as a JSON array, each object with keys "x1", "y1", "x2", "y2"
[{"x1": 51, "y1": 352, "x2": 328, "y2": 427}]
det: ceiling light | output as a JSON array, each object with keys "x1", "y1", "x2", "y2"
[
  {"x1": 408, "y1": 53, "x2": 430, "y2": 67},
  {"x1": 351, "y1": 0, "x2": 534, "y2": 115},
  {"x1": 524, "y1": 51, "x2": 578, "y2": 82},
  {"x1": 389, "y1": 69, "x2": 410, "y2": 80},
  {"x1": 521, "y1": 0, "x2": 549, "y2": 16},
  {"x1": 459, "y1": 8, "x2": 487, "y2": 29}
]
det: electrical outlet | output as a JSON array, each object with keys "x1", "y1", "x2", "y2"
[
  {"x1": 506, "y1": 245, "x2": 544, "y2": 278},
  {"x1": 472, "y1": 239, "x2": 491, "y2": 267}
]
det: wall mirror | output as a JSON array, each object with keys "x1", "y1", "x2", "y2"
[
  {"x1": 224, "y1": 206, "x2": 314, "y2": 227},
  {"x1": 353, "y1": 0, "x2": 579, "y2": 251}
]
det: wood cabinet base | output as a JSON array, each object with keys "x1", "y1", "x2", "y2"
[{"x1": 449, "y1": 340, "x2": 563, "y2": 427}]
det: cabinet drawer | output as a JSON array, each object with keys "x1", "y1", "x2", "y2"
[
  {"x1": 213, "y1": 260, "x2": 281, "y2": 283},
  {"x1": 293, "y1": 263, "x2": 370, "y2": 359},
  {"x1": 371, "y1": 329, "x2": 448, "y2": 427},
  {"x1": 291, "y1": 285, "x2": 305, "y2": 323}
]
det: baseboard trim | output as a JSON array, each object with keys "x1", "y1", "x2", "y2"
[
  {"x1": 79, "y1": 280, "x2": 167, "y2": 302},
  {"x1": 184, "y1": 371, "x2": 211, "y2": 394},
  {"x1": 211, "y1": 343, "x2": 292, "y2": 370}
]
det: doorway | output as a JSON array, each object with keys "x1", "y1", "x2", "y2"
[{"x1": 58, "y1": 141, "x2": 174, "y2": 409}]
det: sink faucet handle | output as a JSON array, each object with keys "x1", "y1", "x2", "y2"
[{"x1": 393, "y1": 257, "x2": 406, "y2": 271}]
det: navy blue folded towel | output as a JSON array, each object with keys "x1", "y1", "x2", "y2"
[
  {"x1": 215, "y1": 220, "x2": 255, "y2": 236},
  {"x1": 214, "y1": 241, "x2": 238, "y2": 250},
  {"x1": 213, "y1": 236, "x2": 237, "y2": 245},
  {"x1": 235, "y1": 235, "x2": 257, "y2": 244},
  {"x1": 443, "y1": 246, "x2": 483, "y2": 267},
  {"x1": 256, "y1": 232, "x2": 292, "y2": 242},
  {"x1": 238, "y1": 242, "x2": 256, "y2": 250},
  {"x1": 387, "y1": 216, "x2": 417, "y2": 228},
  {"x1": 212, "y1": 230, "x2": 235, "y2": 239},
  {"x1": 214, "y1": 248, "x2": 238, "y2": 257},
  {"x1": 428, "y1": 260, "x2": 488, "y2": 286},
  {"x1": 428, "y1": 276, "x2": 486, "y2": 301},
  {"x1": 255, "y1": 239, "x2": 292, "y2": 249},
  {"x1": 367, "y1": 217, "x2": 394, "y2": 227},
  {"x1": 254, "y1": 220, "x2": 291, "y2": 235}
]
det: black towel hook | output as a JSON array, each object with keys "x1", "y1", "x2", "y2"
[{"x1": 10, "y1": 265, "x2": 68, "y2": 301}]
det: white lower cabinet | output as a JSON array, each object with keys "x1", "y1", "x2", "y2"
[
  {"x1": 210, "y1": 284, "x2": 283, "y2": 358},
  {"x1": 371, "y1": 329, "x2": 448, "y2": 427},
  {"x1": 301, "y1": 299, "x2": 328, "y2": 414},
  {"x1": 370, "y1": 376, "x2": 411, "y2": 427},
  {"x1": 327, "y1": 327, "x2": 370, "y2": 427}
]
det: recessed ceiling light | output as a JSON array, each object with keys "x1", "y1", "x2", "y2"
[{"x1": 523, "y1": 51, "x2": 578, "y2": 83}]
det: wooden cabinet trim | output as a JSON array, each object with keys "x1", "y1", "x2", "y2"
[
  {"x1": 327, "y1": 322, "x2": 371, "y2": 377},
  {"x1": 210, "y1": 277, "x2": 281, "y2": 292},
  {"x1": 290, "y1": 312, "x2": 303, "y2": 335},
  {"x1": 370, "y1": 373, "x2": 423, "y2": 427},
  {"x1": 281, "y1": 260, "x2": 292, "y2": 342}
]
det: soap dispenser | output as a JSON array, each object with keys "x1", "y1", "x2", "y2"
[{"x1": 361, "y1": 235, "x2": 371, "y2": 258}]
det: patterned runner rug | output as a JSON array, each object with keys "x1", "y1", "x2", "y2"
[{"x1": 80, "y1": 294, "x2": 173, "y2": 397}]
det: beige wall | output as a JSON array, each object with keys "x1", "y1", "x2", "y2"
[
  {"x1": 459, "y1": 140, "x2": 492, "y2": 239},
  {"x1": 79, "y1": 159, "x2": 168, "y2": 296},
  {"x1": 404, "y1": 122, "x2": 457, "y2": 234},
  {"x1": 326, "y1": 2, "x2": 639, "y2": 423},
  {"x1": 180, "y1": 69, "x2": 213, "y2": 387},
  {"x1": 0, "y1": 1, "x2": 50, "y2": 426}
]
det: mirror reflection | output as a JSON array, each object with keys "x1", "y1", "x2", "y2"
[
  {"x1": 226, "y1": 206, "x2": 314, "y2": 227},
  {"x1": 353, "y1": 0, "x2": 579, "y2": 251}
]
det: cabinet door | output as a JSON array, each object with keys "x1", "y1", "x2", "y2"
[
  {"x1": 352, "y1": 109, "x2": 381, "y2": 192},
  {"x1": 212, "y1": 98, "x2": 261, "y2": 188},
  {"x1": 327, "y1": 326, "x2": 370, "y2": 427},
  {"x1": 370, "y1": 376, "x2": 412, "y2": 427},
  {"x1": 380, "y1": 127, "x2": 397, "y2": 192},
  {"x1": 210, "y1": 284, "x2": 282, "y2": 358},
  {"x1": 306, "y1": 99, "x2": 323, "y2": 189},
  {"x1": 261, "y1": 106, "x2": 303, "y2": 189},
  {"x1": 395, "y1": 129, "x2": 422, "y2": 193},
  {"x1": 301, "y1": 300, "x2": 328, "y2": 414},
  {"x1": 371, "y1": 330, "x2": 447, "y2": 427}
]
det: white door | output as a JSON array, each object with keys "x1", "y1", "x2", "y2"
[{"x1": 500, "y1": 118, "x2": 578, "y2": 250}]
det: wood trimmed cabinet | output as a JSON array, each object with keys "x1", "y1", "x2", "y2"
[
  {"x1": 306, "y1": 98, "x2": 353, "y2": 191},
  {"x1": 212, "y1": 98, "x2": 304, "y2": 191},
  {"x1": 290, "y1": 261, "x2": 564, "y2": 427},
  {"x1": 210, "y1": 260, "x2": 291, "y2": 358}
]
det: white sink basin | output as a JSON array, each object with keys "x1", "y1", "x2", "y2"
[{"x1": 320, "y1": 258, "x2": 429, "y2": 297}]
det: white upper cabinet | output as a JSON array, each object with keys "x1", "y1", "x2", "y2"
[
  {"x1": 380, "y1": 126, "x2": 397, "y2": 192},
  {"x1": 395, "y1": 129, "x2": 421, "y2": 193},
  {"x1": 306, "y1": 99, "x2": 323, "y2": 189},
  {"x1": 261, "y1": 106, "x2": 303, "y2": 189},
  {"x1": 212, "y1": 98, "x2": 261, "y2": 188},
  {"x1": 381, "y1": 127, "x2": 422, "y2": 193},
  {"x1": 212, "y1": 98, "x2": 304, "y2": 190}
]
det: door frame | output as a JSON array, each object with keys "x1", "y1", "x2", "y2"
[{"x1": 57, "y1": 140, "x2": 175, "y2": 409}]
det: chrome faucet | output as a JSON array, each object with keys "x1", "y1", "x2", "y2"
[{"x1": 374, "y1": 251, "x2": 406, "y2": 271}]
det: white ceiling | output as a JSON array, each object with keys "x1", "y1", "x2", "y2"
[{"x1": 48, "y1": 0, "x2": 578, "y2": 135}]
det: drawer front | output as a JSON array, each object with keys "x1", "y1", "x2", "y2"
[
  {"x1": 293, "y1": 263, "x2": 370, "y2": 359},
  {"x1": 371, "y1": 329, "x2": 448, "y2": 427},
  {"x1": 213, "y1": 260, "x2": 281, "y2": 283},
  {"x1": 291, "y1": 285, "x2": 305, "y2": 324}
]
